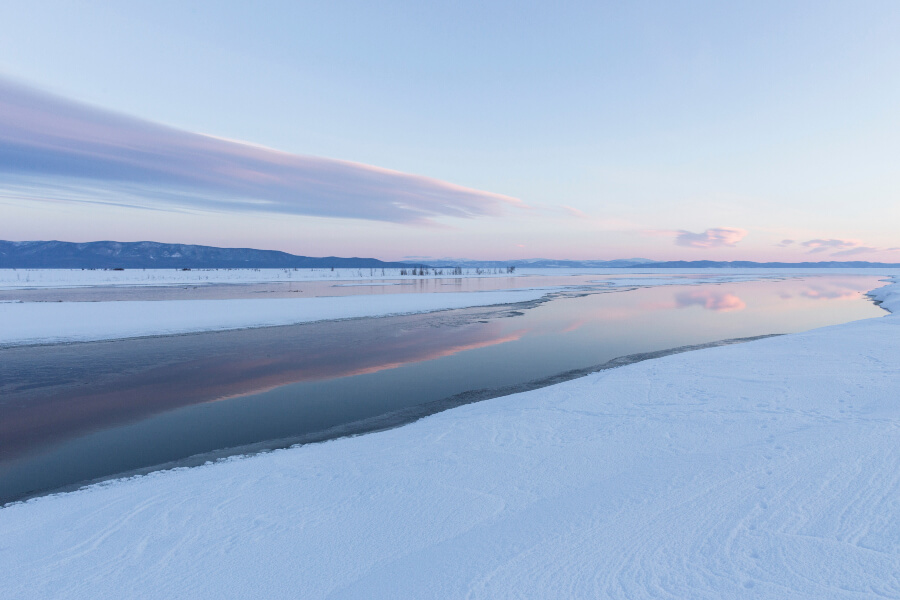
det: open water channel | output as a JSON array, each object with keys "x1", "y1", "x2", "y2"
[{"x1": 0, "y1": 273, "x2": 887, "y2": 503}]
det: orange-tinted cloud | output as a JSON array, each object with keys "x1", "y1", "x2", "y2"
[{"x1": 801, "y1": 238, "x2": 861, "y2": 253}]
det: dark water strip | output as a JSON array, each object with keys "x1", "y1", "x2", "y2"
[{"x1": 6, "y1": 333, "x2": 780, "y2": 505}]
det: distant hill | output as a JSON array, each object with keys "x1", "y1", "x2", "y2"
[
  {"x1": 635, "y1": 260, "x2": 900, "y2": 269},
  {"x1": 0, "y1": 241, "x2": 422, "y2": 269},
  {"x1": 423, "y1": 258, "x2": 658, "y2": 268},
  {"x1": 6, "y1": 242, "x2": 897, "y2": 270}
]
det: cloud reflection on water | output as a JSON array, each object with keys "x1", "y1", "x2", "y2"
[
  {"x1": 799, "y1": 281, "x2": 862, "y2": 300},
  {"x1": 674, "y1": 290, "x2": 747, "y2": 312},
  {"x1": 0, "y1": 321, "x2": 525, "y2": 461}
]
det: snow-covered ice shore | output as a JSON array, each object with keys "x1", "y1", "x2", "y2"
[
  {"x1": 1, "y1": 278, "x2": 899, "y2": 599},
  {"x1": 0, "y1": 289, "x2": 553, "y2": 346},
  {"x1": 0, "y1": 268, "x2": 510, "y2": 289},
  {"x1": 0, "y1": 266, "x2": 884, "y2": 290},
  {"x1": 0, "y1": 267, "x2": 613, "y2": 289}
]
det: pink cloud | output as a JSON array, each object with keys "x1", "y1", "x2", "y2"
[
  {"x1": 787, "y1": 238, "x2": 900, "y2": 259},
  {"x1": 800, "y1": 238, "x2": 860, "y2": 253},
  {"x1": 674, "y1": 227, "x2": 747, "y2": 248},
  {"x1": 829, "y1": 246, "x2": 880, "y2": 257},
  {"x1": 0, "y1": 78, "x2": 521, "y2": 224}
]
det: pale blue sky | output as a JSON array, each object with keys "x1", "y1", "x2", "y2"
[{"x1": 1, "y1": 1, "x2": 898, "y2": 260}]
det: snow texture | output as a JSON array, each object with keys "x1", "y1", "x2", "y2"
[
  {"x1": 1, "y1": 279, "x2": 899, "y2": 599},
  {"x1": 0, "y1": 289, "x2": 553, "y2": 346}
]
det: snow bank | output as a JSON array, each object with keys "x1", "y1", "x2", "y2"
[
  {"x1": 869, "y1": 279, "x2": 900, "y2": 313},
  {"x1": 0, "y1": 289, "x2": 552, "y2": 346},
  {"x1": 1, "y1": 280, "x2": 898, "y2": 598}
]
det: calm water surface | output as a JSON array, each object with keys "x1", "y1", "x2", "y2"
[{"x1": 0, "y1": 274, "x2": 886, "y2": 503}]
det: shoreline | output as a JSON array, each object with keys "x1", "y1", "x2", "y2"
[{"x1": 2, "y1": 266, "x2": 898, "y2": 291}]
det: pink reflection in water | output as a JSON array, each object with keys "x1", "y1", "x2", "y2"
[
  {"x1": 0, "y1": 320, "x2": 528, "y2": 461},
  {"x1": 800, "y1": 282, "x2": 862, "y2": 300},
  {"x1": 639, "y1": 290, "x2": 747, "y2": 313},
  {"x1": 674, "y1": 290, "x2": 747, "y2": 312}
]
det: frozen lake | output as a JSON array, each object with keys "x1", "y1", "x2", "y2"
[{"x1": 0, "y1": 273, "x2": 886, "y2": 503}]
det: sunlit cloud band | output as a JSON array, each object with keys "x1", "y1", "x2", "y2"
[{"x1": 0, "y1": 79, "x2": 521, "y2": 224}]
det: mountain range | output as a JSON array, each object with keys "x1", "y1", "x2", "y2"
[
  {"x1": 636, "y1": 260, "x2": 900, "y2": 269},
  {"x1": 419, "y1": 258, "x2": 657, "y2": 269},
  {"x1": 3, "y1": 241, "x2": 900, "y2": 269},
  {"x1": 0, "y1": 241, "x2": 420, "y2": 269}
]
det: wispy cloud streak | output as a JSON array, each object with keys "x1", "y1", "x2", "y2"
[
  {"x1": 801, "y1": 238, "x2": 860, "y2": 253},
  {"x1": 0, "y1": 79, "x2": 521, "y2": 223},
  {"x1": 829, "y1": 246, "x2": 879, "y2": 257},
  {"x1": 790, "y1": 238, "x2": 899, "y2": 258}
]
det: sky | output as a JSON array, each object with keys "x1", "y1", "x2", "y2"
[{"x1": 1, "y1": 0, "x2": 899, "y2": 261}]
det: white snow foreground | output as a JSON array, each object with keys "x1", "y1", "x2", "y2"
[
  {"x1": 0, "y1": 289, "x2": 551, "y2": 346},
  {"x1": 2, "y1": 280, "x2": 900, "y2": 599}
]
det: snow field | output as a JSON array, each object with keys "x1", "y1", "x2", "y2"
[
  {"x1": 0, "y1": 279, "x2": 898, "y2": 598},
  {"x1": 0, "y1": 289, "x2": 554, "y2": 346},
  {"x1": 0, "y1": 267, "x2": 582, "y2": 289},
  {"x1": 3, "y1": 267, "x2": 894, "y2": 290}
]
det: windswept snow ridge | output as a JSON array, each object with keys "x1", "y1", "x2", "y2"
[{"x1": 1, "y1": 279, "x2": 898, "y2": 599}]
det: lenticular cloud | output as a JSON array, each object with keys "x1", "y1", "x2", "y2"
[{"x1": 0, "y1": 79, "x2": 521, "y2": 223}]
